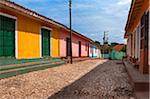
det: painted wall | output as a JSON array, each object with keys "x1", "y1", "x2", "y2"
[
  {"x1": 126, "y1": 1, "x2": 149, "y2": 59},
  {"x1": 125, "y1": 1, "x2": 149, "y2": 73},
  {"x1": 127, "y1": 36, "x2": 131, "y2": 58},
  {"x1": 60, "y1": 29, "x2": 90, "y2": 57},
  {"x1": 131, "y1": 32, "x2": 134, "y2": 58},
  {"x1": 1, "y1": 8, "x2": 60, "y2": 59},
  {"x1": 89, "y1": 44, "x2": 93, "y2": 58},
  {"x1": 51, "y1": 28, "x2": 60, "y2": 57},
  {"x1": 89, "y1": 45, "x2": 100, "y2": 58},
  {"x1": 93, "y1": 47, "x2": 98, "y2": 58},
  {"x1": 59, "y1": 29, "x2": 66, "y2": 57},
  {"x1": 1, "y1": 6, "x2": 91, "y2": 59},
  {"x1": 18, "y1": 15, "x2": 41, "y2": 59},
  {"x1": 97, "y1": 48, "x2": 101, "y2": 58},
  {"x1": 126, "y1": 0, "x2": 149, "y2": 34},
  {"x1": 0, "y1": 9, "x2": 41, "y2": 59}
]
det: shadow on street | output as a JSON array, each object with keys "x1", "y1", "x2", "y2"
[{"x1": 48, "y1": 60, "x2": 133, "y2": 99}]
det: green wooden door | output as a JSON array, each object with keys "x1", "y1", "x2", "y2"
[
  {"x1": 0, "y1": 15, "x2": 15, "y2": 57},
  {"x1": 41, "y1": 28, "x2": 50, "y2": 56}
]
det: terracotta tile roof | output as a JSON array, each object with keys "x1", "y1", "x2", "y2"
[{"x1": 112, "y1": 44, "x2": 125, "y2": 52}]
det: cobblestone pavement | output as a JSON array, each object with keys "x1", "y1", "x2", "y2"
[
  {"x1": 0, "y1": 60, "x2": 105, "y2": 99},
  {"x1": 48, "y1": 60, "x2": 134, "y2": 99}
]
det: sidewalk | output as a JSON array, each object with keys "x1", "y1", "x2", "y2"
[
  {"x1": 123, "y1": 60, "x2": 149, "y2": 99},
  {"x1": 0, "y1": 58, "x2": 64, "y2": 79}
]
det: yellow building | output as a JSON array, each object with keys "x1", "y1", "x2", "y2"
[{"x1": 0, "y1": 0, "x2": 67, "y2": 59}]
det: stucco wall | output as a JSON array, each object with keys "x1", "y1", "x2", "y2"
[
  {"x1": 127, "y1": 0, "x2": 149, "y2": 34},
  {"x1": 89, "y1": 45, "x2": 100, "y2": 58},
  {"x1": 0, "y1": 9, "x2": 41, "y2": 59},
  {"x1": 89, "y1": 44, "x2": 93, "y2": 57},
  {"x1": 60, "y1": 29, "x2": 89, "y2": 57},
  {"x1": 17, "y1": 15, "x2": 41, "y2": 59},
  {"x1": 0, "y1": 8, "x2": 60, "y2": 59},
  {"x1": 51, "y1": 28, "x2": 60, "y2": 57},
  {"x1": 125, "y1": 2, "x2": 149, "y2": 73}
]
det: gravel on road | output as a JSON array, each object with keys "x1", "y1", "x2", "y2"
[
  {"x1": 0, "y1": 60, "x2": 105, "y2": 99},
  {"x1": 49, "y1": 60, "x2": 134, "y2": 99}
]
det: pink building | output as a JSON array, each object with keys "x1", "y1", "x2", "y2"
[{"x1": 60, "y1": 29, "x2": 92, "y2": 58}]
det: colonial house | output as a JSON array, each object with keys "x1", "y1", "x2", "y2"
[
  {"x1": 0, "y1": 0, "x2": 98, "y2": 59},
  {"x1": 124, "y1": 0, "x2": 149, "y2": 74}
]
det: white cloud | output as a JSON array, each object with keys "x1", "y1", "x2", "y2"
[
  {"x1": 73, "y1": 4, "x2": 93, "y2": 9},
  {"x1": 101, "y1": 0, "x2": 131, "y2": 17},
  {"x1": 11, "y1": 0, "x2": 131, "y2": 43},
  {"x1": 117, "y1": 0, "x2": 131, "y2": 5}
]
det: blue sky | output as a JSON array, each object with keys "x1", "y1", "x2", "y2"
[{"x1": 12, "y1": 0, "x2": 131, "y2": 44}]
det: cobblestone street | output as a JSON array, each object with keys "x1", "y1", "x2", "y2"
[
  {"x1": 49, "y1": 60, "x2": 134, "y2": 99},
  {"x1": 0, "y1": 60, "x2": 105, "y2": 99},
  {"x1": 0, "y1": 0, "x2": 149, "y2": 99}
]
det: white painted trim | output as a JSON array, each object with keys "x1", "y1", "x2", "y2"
[
  {"x1": 50, "y1": 31, "x2": 52, "y2": 57},
  {"x1": 0, "y1": 12, "x2": 18, "y2": 59},
  {"x1": 15, "y1": 19, "x2": 18, "y2": 59},
  {"x1": 41, "y1": 26, "x2": 52, "y2": 31},
  {"x1": 146, "y1": 7, "x2": 149, "y2": 13},
  {"x1": 0, "y1": 12, "x2": 17, "y2": 19},
  {"x1": 40, "y1": 26, "x2": 52, "y2": 57},
  {"x1": 40, "y1": 28, "x2": 42, "y2": 58}
]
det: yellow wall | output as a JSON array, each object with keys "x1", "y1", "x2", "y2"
[
  {"x1": 17, "y1": 15, "x2": 41, "y2": 59},
  {"x1": 51, "y1": 28, "x2": 60, "y2": 57},
  {"x1": 1, "y1": 8, "x2": 61, "y2": 59}
]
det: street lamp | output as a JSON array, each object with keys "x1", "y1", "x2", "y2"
[{"x1": 69, "y1": 0, "x2": 72, "y2": 64}]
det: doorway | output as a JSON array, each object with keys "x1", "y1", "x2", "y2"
[
  {"x1": 79, "y1": 41, "x2": 81, "y2": 57},
  {"x1": 41, "y1": 28, "x2": 50, "y2": 57},
  {"x1": 0, "y1": 15, "x2": 15, "y2": 57},
  {"x1": 66, "y1": 37, "x2": 71, "y2": 57}
]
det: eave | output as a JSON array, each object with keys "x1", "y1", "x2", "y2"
[
  {"x1": 124, "y1": 0, "x2": 146, "y2": 38},
  {"x1": 0, "y1": 0, "x2": 93, "y2": 42}
]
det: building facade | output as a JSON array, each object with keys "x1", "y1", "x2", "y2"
[
  {"x1": 0, "y1": 0, "x2": 95, "y2": 59},
  {"x1": 125, "y1": 0, "x2": 149, "y2": 74},
  {"x1": 60, "y1": 29, "x2": 92, "y2": 58},
  {"x1": 0, "y1": 1, "x2": 62, "y2": 59},
  {"x1": 89, "y1": 44, "x2": 101, "y2": 58}
]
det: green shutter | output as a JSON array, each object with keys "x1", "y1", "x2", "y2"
[
  {"x1": 42, "y1": 29, "x2": 50, "y2": 56},
  {"x1": 0, "y1": 15, "x2": 15, "y2": 57}
]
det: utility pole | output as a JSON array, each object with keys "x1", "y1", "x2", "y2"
[
  {"x1": 103, "y1": 31, "x2": 109, "y2": 45},
  {"x1": 102, "y1": 31, "x2": 109, "y2": 59},
  {"x1": 69, "y1": 0, "x2": 73, "y2": 64}
]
